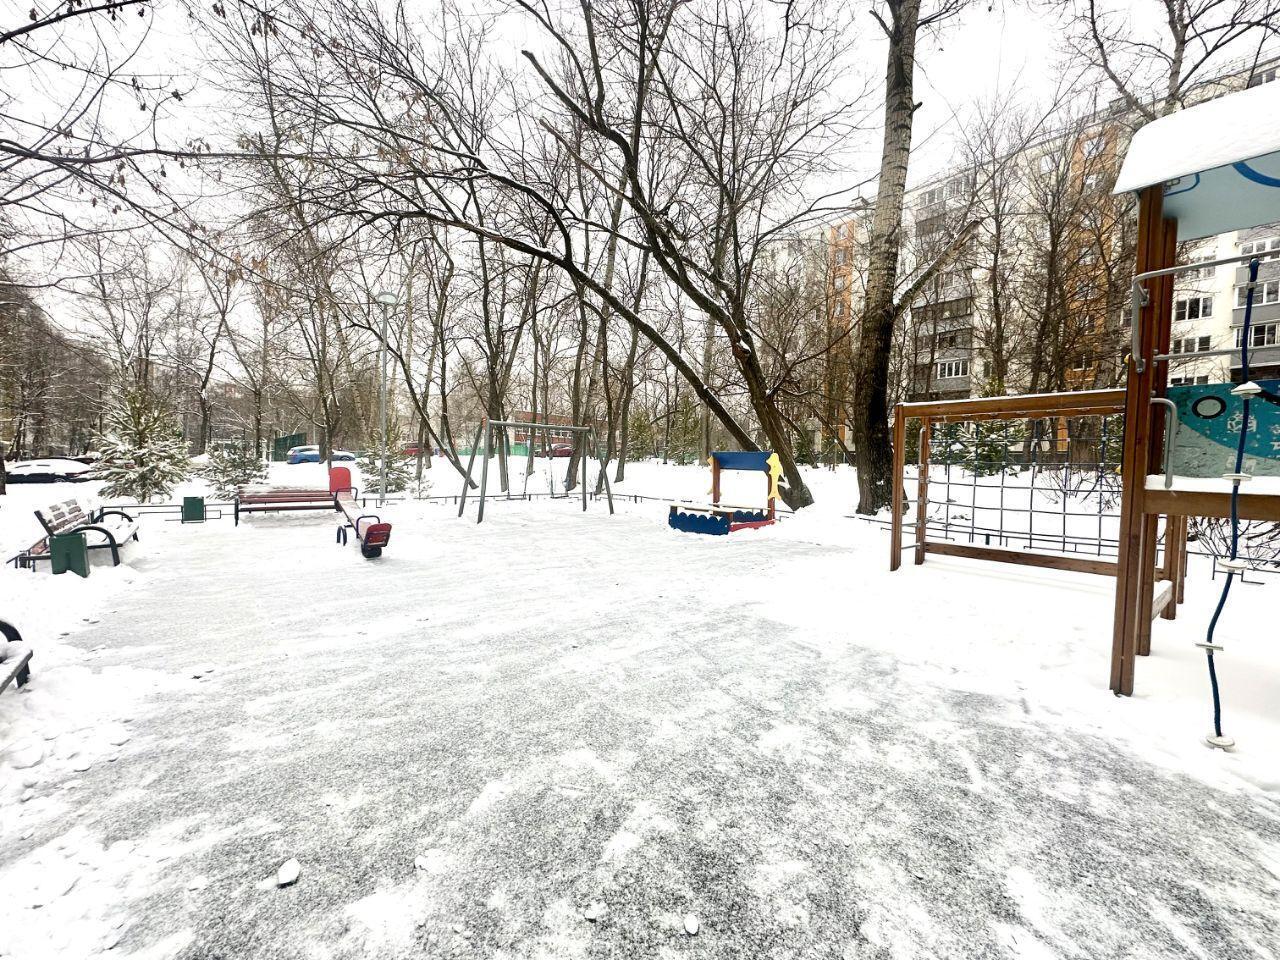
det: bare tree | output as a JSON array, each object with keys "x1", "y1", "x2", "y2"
[
  {"x1": 849, "y1": 0, "x2": 968, "y2": 515},
  {"x1": 1066, "y1": 0, "x2": 1280, "y2": 120}
]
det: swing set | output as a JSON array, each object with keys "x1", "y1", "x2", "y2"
[{"x1": 457, "y1": 418, "x2": 615, "y2": 524}]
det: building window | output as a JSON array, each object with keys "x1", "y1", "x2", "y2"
[
  {"x1": 921, "y1": 185, "x2": 945, "y2": 206},
  {"x1": 1171, "y1": 335, "x2": 1212, "y2": 354},
  {"x1": 835, "y1": 248, "x2": 846, "y2": 266},
  {"x1": 1083, "y1": 172, "x2": 1105, "y2": 192},
  {"x1": 1174, "y1": 295, "x2": 1213, "y2": 322},
  {"x1": 935, "y1": 331, "x2": 959, "y2": 350},
  {"x1": 1236, "y1": 322, "x2": 1279, "y2": 348},
  {"x1": 1239, "y1": 237, "x2": 1280, "y2": 261},
  {"x1": 936, "y1": 359, "x2": 969, "y2": 380},
  {"x1": 1182, "y1": 254, "x2": 1216, "y2": 279},
  {"x1": 1235, "y1": 280, "x2": 1280, "y2": 307},
  {"x1": 1070, "y1": 355, "x2": 1090, "y2": 371},
  {"x1": 1247, "y1": 68, "x2": 1278, "y2": 88},
  {"x1": 1082, "y1": 135, "x2": 1106, "y2": 159},
  {"x1": 834, "y1": 301, "x2": 845, "y2": 318},
  {"x1": 1170, "y1": 375, "x2": 1211, "y2": 385},
  {"x1": 834, "y1": 275, "x2": 846, "y2": 291},
  {"x1": 916, "y1": 214, "x2": 945, "y2": 238},
  {"x1": 1038, "y1": 154, "x2": 1055, "y2": 174}
]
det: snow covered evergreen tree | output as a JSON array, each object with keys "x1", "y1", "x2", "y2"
[
  {"x1": 200, "y1": 444, "x2": 267, "y2": 497},
  {"x1": 96, "y1": 387, "x2": 190, "y2": 502},
  {"x1": 357, "y1": 452, "x2": 412, "y2": 496}
]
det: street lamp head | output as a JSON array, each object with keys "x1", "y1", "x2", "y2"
[{"x1": 374, "y1": 291, "x2": 398, "y2": 307}]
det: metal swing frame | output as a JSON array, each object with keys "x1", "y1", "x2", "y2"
[{"x1": 457, "y1": 418, "x2": 615, "y2": 524}]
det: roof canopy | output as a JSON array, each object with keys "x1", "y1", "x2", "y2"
[{"x1": 1113, "y1": 82, "x2": 1280, "y2": 241}]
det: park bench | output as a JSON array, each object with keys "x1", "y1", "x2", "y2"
[
  {"x1": 233, "y1": 486, "x2": 337, "y2": 525},
  {"x1": 0, "y1": 620, "x2": 32, "y2": 694},
  {"x1": 19, "y1": 498, "x2": 139, "y2": 568}
]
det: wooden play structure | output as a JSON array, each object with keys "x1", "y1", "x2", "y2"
[
  {"x1": 668, "y1": 451, "x2": 782, "y2": 536},
  {"x1": 891, "y1": 80, "x2": 1280, "y2": 703}
]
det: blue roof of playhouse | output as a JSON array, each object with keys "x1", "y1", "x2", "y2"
[
  {"x1": 1113, "y1": 82, "x2": 1280, "y2": 242},
  {"x1": 710, "y1": 451, "x2": 772, "y2": 471}
]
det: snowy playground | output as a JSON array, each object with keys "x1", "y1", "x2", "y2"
[{"x1": 1, "y1": 461, "x2": 1279, "y2": 960}]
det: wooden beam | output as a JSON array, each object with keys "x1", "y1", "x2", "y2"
[
  {"x1": 923, "y1": 540, "x2": 1118, "y2": 577},
  {"x1": 914, "y1": 420, "x2": 931, "y2": 565},
  {"x1": 900, "y1": 389, "x2": 1124, "y2": 422},
  {"x1": 1111, "y1": 185, "x2": 1171, "y2": 696},
  {"x1": 890, "y1": 405, "x2": 907, "y2": 572},
  {"x1": 1144, "y1": 488, "x2": 1280, "y2": 522}
]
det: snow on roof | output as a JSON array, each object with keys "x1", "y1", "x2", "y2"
[
  {"x1": 1114, "y1": 82, "x2": 1280, "y2": 193},
  {"x1": 1113, "y1": 82, "x2": 1280, "y2": 241}
]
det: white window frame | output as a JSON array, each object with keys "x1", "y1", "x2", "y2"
[
  {"x1": 935, "y1": 359, "x2": 969, "y2": 380},
  {"x1": 1236, "y1": 322, "x2": 1279, "y2": 348},
  {"x1": 1239, "y1": 237, "x2": 1280, "y2": 261},
  {"x1": 1174, "y1": 295, "x2": 1213, "y2": 322},
  {"x1": 1235, "y1": 280, "x2": 1280, "y2": 307}
]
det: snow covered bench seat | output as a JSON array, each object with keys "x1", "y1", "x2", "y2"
[
  {"x1": 233, "y1": 486, "x2": 336, "y2": 526},
  {"x1": 0, "y1": 621, "x2": 32, "y2": 694},
  {"x1": 22, "y1": 498, "x2": 139, "y2": 568}
]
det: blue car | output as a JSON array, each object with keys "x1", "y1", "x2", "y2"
[{"x1": 286, "y1": 445, "x2": 356, "y2": 464}]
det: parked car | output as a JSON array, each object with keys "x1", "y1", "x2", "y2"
[
  {"x1": 549, "y1": 443, "x2": 574, "y2": 458},
  {"x1": 401, "y1": 443, "x2": 437, "y2": 457},
  {"x1": 4, "y1": 458, "x2": 96, "y2": 484},
  {"x1": 286, "y1": 445, "x2": 355, "y2": 464}
]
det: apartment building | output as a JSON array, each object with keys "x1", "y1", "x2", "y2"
[{"x1": 827, "y1": 53, "x2": 1280, "y2": 404}]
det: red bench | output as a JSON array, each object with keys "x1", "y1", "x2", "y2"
[{"x1": 233, "y1": 486, "x2": 336, "y2": 525}]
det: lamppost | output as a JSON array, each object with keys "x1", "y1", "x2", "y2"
[{"x1": 373, "y1": 291, "x2": 397, "y2": 505}]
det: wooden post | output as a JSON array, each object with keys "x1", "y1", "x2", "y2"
[
  {"x1": 1136, "y1": 216, "x2": 1178, "y2": 656},
  {"x1": 711, "y1": 455, "x2": 721, "y2": 507},
  {"x1": 1110, "y1": 186, "x2": 1174, "y2": 695},
  {"x1": 1176, "y1": 515, "x2": 1189, "y2": 605},
  {"x1": 914, "y1": 418, "x2": 931, "y2": 565},
  {"x1": 1159, "y1": 515, "x2": 1181, "y2": 621},
  {"x1": 890, "y1": 405, "x2": 906, "y2": 572}
]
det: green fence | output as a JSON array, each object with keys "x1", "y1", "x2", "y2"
[{"x1": 271, "y1": 433, "x2": 307, "y2": 462}]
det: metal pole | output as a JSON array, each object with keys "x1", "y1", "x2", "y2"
[
  {"x1": 477, "y1": 420, "x2": 492, "y2": 524},
  {"x1": 589, "y1": 428, "x2": 614, "y2": 515},
  {"x1": 379, "y1": 302, "x2": 390, "y2": 506},
  {"x1": 580, "y1": 431, "x2": 588, "y2": 511},
  {"x1": 457, "y1": 423, "x2": 483, "y2": 517}
]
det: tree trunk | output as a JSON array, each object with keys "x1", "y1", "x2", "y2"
[{"x1": 850, "y1": 0, "x2": 921, "y2": 515}]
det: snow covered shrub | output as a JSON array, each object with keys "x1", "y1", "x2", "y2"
[
  {"x1": 96, "y1": 387, "x2": 190, "y2": 503},
  {"x1": 201, "y1": 444, "x2": 267, "y2": 497},
  {"x1": 357, "y1": 452, "x2": 412, "y2": 495}
]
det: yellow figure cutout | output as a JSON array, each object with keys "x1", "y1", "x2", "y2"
[{"x1": 765, "y1": 453, "x2": 783, "y2": 503}]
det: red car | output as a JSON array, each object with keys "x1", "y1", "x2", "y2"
[
  {"x1": 402, "y1": 444, "x2": 440, "y2": 457},
  {"x1": 549, "y1": 443, "x2": 574, "y2": 458}
]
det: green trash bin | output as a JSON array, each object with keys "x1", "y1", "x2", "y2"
[
  {"x1": 182, "y1": 496, "x2": 206, "y2": 523},
  {"x1": 50, "y1": 532, "x2": 90, "y2": 578}
]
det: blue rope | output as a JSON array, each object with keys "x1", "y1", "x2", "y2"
[{"x1": 1202, "y1": 257, "x2": 1259, "y2": 740}]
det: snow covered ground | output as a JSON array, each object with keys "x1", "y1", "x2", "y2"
[{"x1": 1, "y1": 459, "x2": 1278, "y2": 959}]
